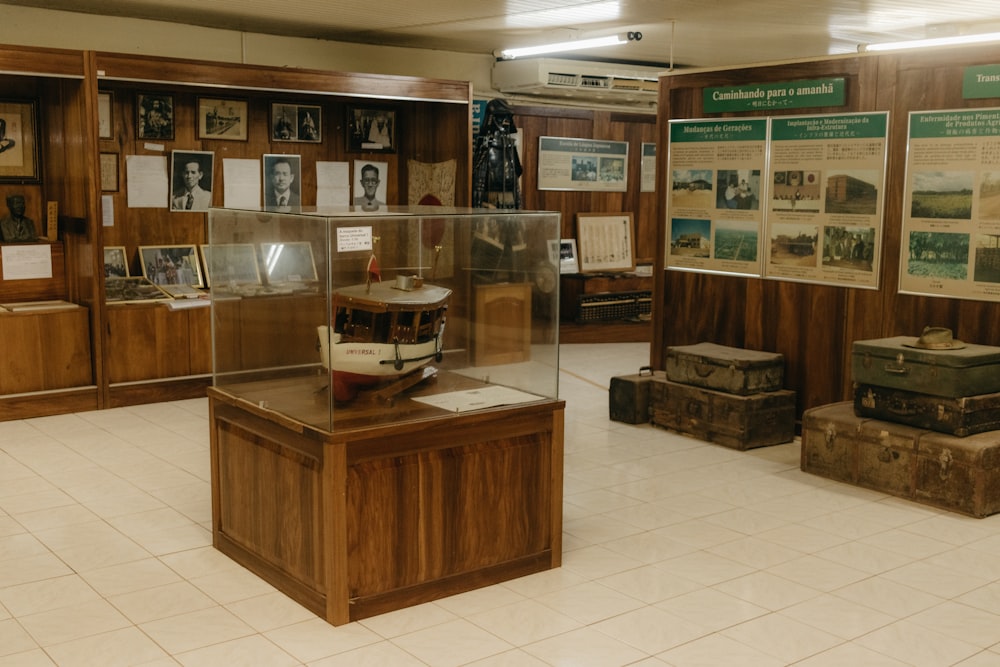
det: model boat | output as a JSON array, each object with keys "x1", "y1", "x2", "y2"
[{"x1": 318, "y1": 274, "x2": 451, "y2": 401}]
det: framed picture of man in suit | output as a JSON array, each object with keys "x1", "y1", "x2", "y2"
[
  {"x1": 170, "y1": 150, "x2": 215, "y2": 212},
  {"x1": 262, "y1": 154, "x2": 302, "y2": 210}
]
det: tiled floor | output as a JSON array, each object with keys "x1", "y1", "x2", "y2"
[{"x1": 3, "y1": 342, "x2": 1000, "y2": 665}]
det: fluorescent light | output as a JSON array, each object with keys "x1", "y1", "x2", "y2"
[
  {"x1": 862, "y1": 31, "x2": 1000, "y2": 52},
  {"x1": 498, "y1": 33, "x2": 627, "y2": 60}
]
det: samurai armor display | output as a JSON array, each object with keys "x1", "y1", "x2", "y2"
[
  {"x1": 609, "y1": 366, "x2": 657, "y2": 424},
  {"x1": 650, "y1": 378, "x2": 795, "y2": 450},
  {"x1": 854, "y1": 383, "x2": 1000, "y2": 437},
  {"x1": 665, "y1": 342, "x2": 784, "y2": 396},
  {"x1": 802, "y1": 401, "x2": 1000, "y2": 518},
  {"x1": 851, "y1": 333, "x2": 1000, "y2": 399}
]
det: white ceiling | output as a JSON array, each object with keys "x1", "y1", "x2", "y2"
[{"x1": 6, "y1": 0, "x2": 1000, "y2": 69}]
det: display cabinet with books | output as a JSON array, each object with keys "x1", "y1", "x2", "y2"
[{"x1": 206, "y1": 206, "x2": 565, "y2": 625}]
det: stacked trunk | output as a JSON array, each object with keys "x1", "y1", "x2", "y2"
[
  {"x1": 800, "y1": 336, "x2": 1000, "y2": 517},
  {"x1": 851, "y1": 337, "x2": 1000, "y2": 436},
  {"x1": 650, "y1": 342, "x2": 796, "y2": 450}
]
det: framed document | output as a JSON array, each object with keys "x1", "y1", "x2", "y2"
[
  {"x1": 97, "y1": 91, "x2": 113, "y2": 139},
  {"x1": 99, "y1": 152, "x2": 119, "y2": 192},
  {"x1": 576, "y1": 213, "x2": 636, "y2": 273}
]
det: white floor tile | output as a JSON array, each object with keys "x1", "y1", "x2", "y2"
[{"x1": 4, "y1": 342, "x2": 1000, "y2": 666}]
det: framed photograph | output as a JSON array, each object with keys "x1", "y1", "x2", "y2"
[
  {"x1": 260, "y1": 241, "x2": 318, "y2": 284},
  {"x1": 99, "y1": 152, "x2": 119, "y2": 192},
  {"x1": 103, "y1": 246, "x2": 129, "y2": 278},
  {"x1": 271, "y1": 102, "x2": 321, "y2": 143},
  {"x1": 138, "y1": 245, "x2": 205, "y2": 288},
  {"x1": 200, "y1": 243, "x2": 261, "y2": 288},
  {"x1": 346, "y1": 106, "x2": 396, "y2": 153},
  {"x1": 170, "y1": 150, "x2": 214, "y2": 211},
  {"x1": 549, "y1": 238, "x2": 580, "y2": 274},
  {"x1": 105, "y1": 276, "x2": 171, "y2": 304},
  {"x1": 198, "y1": 97, "x2": 248, "y2": 141},
  {"x1": 262, "y1": 154, "x2": 302, "y2": 208},
  {"x1": 352, "y1": 160, "x2": 388, "y2": 208},
  {"x1": 0, "y1": 99, "x2": 40, "y2": 182},
  {"x1": 136, "y1": 92, "x2": 174, "y2": 140},
  {"x1": 576, "y1": 213, "x2": 636, "y2": 273},
  {"x1": 97, "y1": 91, "x2": 113, "y2": 139}
]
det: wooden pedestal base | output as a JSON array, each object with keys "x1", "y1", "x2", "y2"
[{"x1": 209, "y1": 380, "x2": 564, "y2": 625}]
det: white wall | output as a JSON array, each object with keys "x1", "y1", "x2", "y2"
[{"x1": 1, "y1": 4, "x2": 498, "y2": 94}]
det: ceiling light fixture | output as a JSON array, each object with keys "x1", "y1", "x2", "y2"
[
  {"x1": 859, "y1": 30, "x2": 1000, "y2": 53},
  {"x1": 497, "y1": 31, "x2": 641, "y2": 60}
]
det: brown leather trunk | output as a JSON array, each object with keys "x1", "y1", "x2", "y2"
[
  {"x1": 802, "y1": 401, "x2": 1000, "y2": 518},
  {"x1": 854, "y1": 383, "x2": 1000, "y2": 437},
  {"x1": 665, "y1": 342, "x2": 785, "y2": 396},
  {"x1": 609, "y1": 367, "x2": 657, "y2": 424},
  {"x1": 651, "y1": 377, "x2": 795, "y2": 450}
]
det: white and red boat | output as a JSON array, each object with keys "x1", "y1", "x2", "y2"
[{"x1": 317, "y1": 275, "x2": 451, "y2": 401}]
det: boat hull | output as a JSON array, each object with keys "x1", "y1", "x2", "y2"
[{"x1": 317, "y1": 326, "x2": 441, "y2": 400}]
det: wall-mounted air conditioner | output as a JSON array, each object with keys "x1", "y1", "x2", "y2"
[{"x1": 492, "y1": 58, "x2": 664, "y2": 104}]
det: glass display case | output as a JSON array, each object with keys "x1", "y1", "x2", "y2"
[{"x1": 207, "y1": 206, "x2": 561, "y2": 432}]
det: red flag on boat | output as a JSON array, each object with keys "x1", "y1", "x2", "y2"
[{"x1": 367, "y1": 253, "x2": 381, "y2": 284}]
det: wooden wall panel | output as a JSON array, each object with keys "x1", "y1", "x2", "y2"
[
  {"x1": 653, "y1": 46, "x2": 1000, "y2": 421},
  {"x1": 512, "y1": 106, "x2": 658, "y2": 262},
  {"x1": 654, "y1": 57, "x2": 872, "y2": 417},
  {"x1": 0, "y1": 308, "x2": 91, "y2": 393}
]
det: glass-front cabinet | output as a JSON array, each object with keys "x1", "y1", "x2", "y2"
[{"x1": 207, "y1": 206, "x2": 561, "y2": 432}]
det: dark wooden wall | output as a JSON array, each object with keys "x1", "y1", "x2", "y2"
[
  {"x1": 652, "y1": 46, "x2": 1000, "y2": 419},
  {"x1": 512, "y1": 105, "x2": 658, "y2": 264}
]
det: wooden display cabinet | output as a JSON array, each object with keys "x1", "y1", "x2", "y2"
[
  {"x1": 473, "y1": 282, "x2": 532, "y2": 366},
  {"x1": 0, "y1": 304, "x2": 96, "y2": 420},
  {"x1": 209, "y1": 378, "x2": 564, "y2": 625}
]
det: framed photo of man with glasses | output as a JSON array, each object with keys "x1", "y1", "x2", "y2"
[{"x1": 352, "y1": 160, "x2": 388, "y2": 209}]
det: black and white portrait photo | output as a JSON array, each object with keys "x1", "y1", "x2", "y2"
[
  {"x1": 170, "y1": 150, "x2": 214, "y2": 211},
  {"x1": 263, "y1": 154, "x2": 302, "y2": 210}
]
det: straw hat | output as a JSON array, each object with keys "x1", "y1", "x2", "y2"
[{"x1": 904, "y1": 326, "x2": 965, "y2": 350}]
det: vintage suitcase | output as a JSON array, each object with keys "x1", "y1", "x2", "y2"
[
  {"x1": 801, "y1": 401, "x2": 920, "y2": 496},
  {"x1": 651, "y1": 379, "x2": 795, "y2": 450},
  {"x1": 851, "y1": 333, "x2": 1000, "y2": 399},
  {"x1": 665, "y1": 342, "x2": 784, "y2": 395},
  {"x1": 802, "y1": 401, "x2": 1000, "y2": 518},
  {"x1": 914, "y1": 430, "x2": 1000, "y2": 518},
  {"x1": 854, "y1": 383, "x2": 1000, "y2": 437},
  {"x1": 800, "y1": 402, "x2": 859, "y2": 484},
  {"x1": 609, "y1": 366, "x2": 657, "y2": 424}
]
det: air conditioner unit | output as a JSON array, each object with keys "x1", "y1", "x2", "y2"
[{"x1": 492, "y1": 58, "x2": 663, "y2": 103}]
